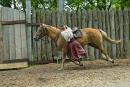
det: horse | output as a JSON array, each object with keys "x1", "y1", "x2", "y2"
[{"x1": 33, "y1": 24, "x2": 122, "y2": 70}]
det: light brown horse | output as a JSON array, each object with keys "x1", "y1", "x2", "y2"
[{"x1": 33, "y1": 24, "x2": 121, "y2": 70}]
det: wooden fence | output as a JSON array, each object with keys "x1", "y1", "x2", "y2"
[
  {"x1": 0, "y1": 7, "x2": 129, "y2": 64},
  {"x1": 0, "y1": 7, "x2": 27, "y2": 63},
  {"x1": 31, "y1": 8, "x2": 129, "y2": 63}
]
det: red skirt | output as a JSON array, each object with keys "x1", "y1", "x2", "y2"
[{"x1": 68, "y1": 38, "x2": 86, "y2": 61}]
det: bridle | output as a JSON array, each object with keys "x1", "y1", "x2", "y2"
[
  {"x1": 41, "y1": 26, "x2": 48, "y2": 36},
  {"x1": 41, "y1": 25, "x2": 61, "y2": 46}
]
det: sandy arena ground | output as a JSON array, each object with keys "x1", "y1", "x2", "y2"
[{"x1": 0, "y1": 58, "x2": 130, "y2": 87}]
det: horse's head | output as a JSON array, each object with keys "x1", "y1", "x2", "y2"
[{"x1": 33, "y1": 24, "x2": 48, "y2": 41}]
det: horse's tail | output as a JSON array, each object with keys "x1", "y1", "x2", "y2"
[{"x1": 99, "y1": 29, "x2": 122, "y2": 44}]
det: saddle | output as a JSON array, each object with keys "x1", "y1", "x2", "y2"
[{"x1": 72, "y1": 27, "x2": 82, "y2": 38}]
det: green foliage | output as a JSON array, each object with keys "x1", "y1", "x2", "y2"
[
  {"x1": 0, "y1": 0, "x2": 130, "y2": 11},
  {"x1": 0, "y1": 0, "x2": 12, "y2": 7}
]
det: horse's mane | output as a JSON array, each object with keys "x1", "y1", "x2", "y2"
[{"x1": 47, "y1": 25, "x2": 61, "y2": 32}]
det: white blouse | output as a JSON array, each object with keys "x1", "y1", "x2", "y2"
[{"x1": 61, "y1": 27, "x2": 74, "y2": 42}]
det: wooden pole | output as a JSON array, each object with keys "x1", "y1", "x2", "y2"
[
  {"x1": 57, "y1": 0, "x2": 64, "y2": 12},
  {"x1": 26, "y1": 0, "x2": 32, "y2": 61}
]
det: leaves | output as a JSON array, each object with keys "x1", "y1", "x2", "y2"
[{"x1": 0, "y1": 0, "x2": 130, "y2": 11}]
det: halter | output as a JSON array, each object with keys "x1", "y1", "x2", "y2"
[{"x1": 41, "y1": 26, "x2": 48, "y2": 36}]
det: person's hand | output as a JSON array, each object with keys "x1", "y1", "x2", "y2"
[{"x1": 63, "y1": 25, "x2": 68, "y2": 29}]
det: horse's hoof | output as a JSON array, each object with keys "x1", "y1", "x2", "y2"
[
  {"x1": 108, "y1": 60, "x2": 114, "y2": 63},
  {"x1": 80, "y1": 64, "x2": 83, "y2": 66},
  {"x1": 111, "y1": 60, "x2": 114, "y2": 63}
]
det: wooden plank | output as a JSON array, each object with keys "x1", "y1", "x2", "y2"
[
  {"x1": 97, "y1": 9, "x2": 104, "y2": 29},
  {"x1": 20, "y1": 11, "x2": 27, "y2": 59},
  {"x1": 115, "y1": 10, "x2": 120, "y2": 58},
  {"x1": 92, "y1": 9, "x2": 99, "y2": 59},
  {"x1": 26, "y1": 0, "x2": 32, "y2": 61},
  {"x1": 101, "y1": 9, "x2": 107, "y2": 58},
  {"x1": 77, "y1": 9, "x2": 82, "y2": 29},
  {"x1": 57, "y1": 0, "x2": 64, "y2": 12},
  {"x1": 85, "y1": 11, "x2": 89, "y2": 27},
  {"x1": 123, "y1": 8, "x2": 129, "y2": 58},
  {"x1": 81, "y1": 10, "x2": 86, "y2": 28},
  {"x1": 0, "y1": 7, "x2": 4, "y2": 63},
  {"x1": 56, "y1": 11, "x2": 63, "y2": 59},
  {"x1": 32, "y1": 9, "x2": 38, "y2": 62},
  {"x1": 0, "y1": 62, "x2": 28, "y2": 70},
  {"x1": 51, "y1": 11, "x2": 57, "y2": 60},
  {"x1": 36, "y1": 9, "x2": 42, "y2": 62},
  {"x1": 101, "y1": 9, "x2": 107, "y2": 50},
  {"x1": 50, "y1": 11, "x2": 54, "y2": 61},
  {"x1": 106, "y1": 9, "x2": 111, "y2": 56},
  {"x1": 26, "y1": 23, "x2": 41, "y2": 26},
  {"x1": 67, "y1": 11, "x2": 71, "y2": 27},
  {"x1": 118, "y1": 9, "x2": 124, "y2": 57},
  {"x1": 60, "y1": 11, "x2": 64, "y2": 26},
  {"x1": 41, "y1": 9, "x2": 47, "y2": 62},
  {"x1": 88, "y1": 10, "x2": 95, "y2": 59},
  {"x1": 63, "y1": 11, "x2": 67, "y2": 25},
  {"x1": 49, "y1": 11, "x2": 55, "y2": 62},
  {"x1": 2, "y1": 7, "x2": 10, "y2": 61},
  {"x1": 85, "y1": 11, "x2": 90, "y2": 60},
  {"x1": 97, "y1": 9, "x2": 102, "y2": 58},
  {"x1": 57, "y1": 11, "x2": 61, "y2": 27},
  {"x1": 8, "y1": 8, "x2": 16, "y2": 60},
  {"x1": 40, "y1": 9, "x2": 45, "y2": 62},
  {"x1": 3, "y1": 59, "x2": 28, "y2": 63},
  {"x1": 14, "y1": 9, "x2": 22, "y2": 59},
  {"x1": 0, "y1": 20, "x2": 26, "y2": 25},
  {"x1": 45, "y1": 10, "x2": 50, "y2": 61},
  {"x1": 71, "y1": 11, "x2": 77, "y2": 27},
  {"x1": 81, "y1": 10, "x2": 88, "y2": 60},
  {"x1": 109, "y1": 9, "x2": 116, "y2": 58},
  {"x1": 51, "y1": 11, "x2": 57, "y2": 26}
]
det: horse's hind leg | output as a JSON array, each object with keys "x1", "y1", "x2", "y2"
[{"x1": 100, "y1": 45, "x2": 114, "y2": 63}]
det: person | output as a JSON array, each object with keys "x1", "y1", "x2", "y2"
[
  {"x1": 61, "y1": 25, "x2": 86, "y2": 64},
  {"x1": 72, "y1": 27, "x2": 82, "y2": 38}
]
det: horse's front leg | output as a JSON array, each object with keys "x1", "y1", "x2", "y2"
[{"x1": 58, "y1": 48, "x2": 67, "y2": 70}]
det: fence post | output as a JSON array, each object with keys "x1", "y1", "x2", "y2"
[
  {"x1": 93, "y1": 9, "x2": 99, "y2": 59},
  {"x1": 109, "y1": 9, "x2": 116, "y2": 58},
  {"x1": 0, "y1": 7, "x2": 4, "y2": 63},
  {"x1": 123, "y1": 8, "x2": 129, "y2": 58},
  {"x1": 57, "y1": 0, "x2": 64, "y2": 12},
  {"x1": 115, "y1": 9, "x2": 120, "y2": 58},
  {"x1": 118, "y1": 9, "x2": 124, "y2": 57},
  {"x1": 26, "y1": 0, "x2": 32, "y2": 62},
  {"x1": 8, "y1": 8, "x2": 15, "y2": 60},
  {"x1": 88, "y1": 10, "x2": 95, "y2": 60}
]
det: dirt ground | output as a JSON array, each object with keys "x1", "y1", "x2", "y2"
[{"x1": 0, "y1": 58, "x2": 130, "y2": 87}]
